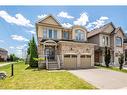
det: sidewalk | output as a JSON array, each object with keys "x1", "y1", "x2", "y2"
[{"x1": 0, "y1": 62, "x2": 15, "y2": 67}]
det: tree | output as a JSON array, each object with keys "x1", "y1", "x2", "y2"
[
  {"x1": 104, "y1": 47, "x2": 111, "y2": 67},
  {"x1": 10, "y1": 54, "x2": 14, "y2": 61},
  {"x1": 25, "y1": 41, "x2": 31, "y2": 64},
  {"x1": 118, "y1": 53, "x2": 124, "y2": 70},
  {"x1": 9, "y1": 54, "x2": 19, "y2": 62},
  {"x1": 29, "y1": 36, "x2": 38, "y2": 67}
]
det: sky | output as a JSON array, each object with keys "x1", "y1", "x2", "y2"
[{"x1": 0, "y1": 6, "x2": 127, "y2": 58}]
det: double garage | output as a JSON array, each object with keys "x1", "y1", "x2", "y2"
[{"x1": 63, "y1": 54, "x2": 92, "y2": 69}]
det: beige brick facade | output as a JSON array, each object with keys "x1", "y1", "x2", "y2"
[{"x1": 36, "y1": 15, "x2": 95, "y2": 69}]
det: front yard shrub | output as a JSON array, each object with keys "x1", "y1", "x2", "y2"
[
  {"x1": 118, "y1": 53, "x2": 124, "y2": 70},
  {"x1": 26, "y1": 36, "x2": 38, "y2": 67},
  {"x1": 33, "y1": 58, "x2": 45, "y2": 61},
  {"x1": 104, "y1": 47, "x2": 111, "y2": 67}
]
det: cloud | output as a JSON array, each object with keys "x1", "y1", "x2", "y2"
[
  {"x1": 9, "y1": 44, "x2": 27, "y2": 58},
  {"x1": 100, "y1": 16, "x2": 109, "y2": 20},
  {"x1": 16, "y1": 44, "x2": 27, "y2": 58},
  {"x1": 11, "y1": 35, "x2": 29, "y2": 42},
  {"x1": 62, "y1": 23, "x2": 72, "y2": 28},
  {"x1": 37, "y1": 14, "x2": 47, "y2": 19},
  {"x1": 0, "y1": 10, "x2": 33, "y2": 27},
  {"x1": 57, "y1": 11, "x2": 74, "y2": 19},
  {"x1": 86, "y1": 16, "x2": 109, "y2": 31},
  {"x1": 16, "y1": 44, "x2": 27, "y2": 50},
  {"x1": 9, "y1": 46, "x2": 15, "y2": 49},
  {"x1": 74, "y1": 12, "x2": 89, "y2": 26},
  {"x1": 0, "y1": 40, "x2": 4, "y2": 43},
  {"x1": 28, "y1": 30, "x2": 36, "y2": 34}
]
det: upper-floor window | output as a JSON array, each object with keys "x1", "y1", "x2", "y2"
[
  {"x1": 75, "y1": 29, "x2": 85, "y2": 41},
  {"x1": 43, "y1": 28, "x2": 47, "y2": 39},
  {"x1": 102, "y1": 36, "x2": 109, "y2": 46},
  {"x1": 116, "y1": 37, "x2": 122, "y2": 46},
  {"x1": 54, "y1": 30, "x2": 57, "y2": 38},
  {"x1": 43, "y1": 28, "x2": 57, "y2": 39},
  {"x1": 102, "y1": 36, "x2": 105, "y2": 45},
  {"x1": 49, "y1": 29, "x2": 52, "y2": 38},
  {"x1": 63, "y1": 32, "x2": 69, "y2": 39}
]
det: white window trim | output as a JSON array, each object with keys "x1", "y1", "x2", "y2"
[
  {"x1": 63, "y1": 31, "x2": 69, "y2": 39},
  {"x1": 43, "y1": 28, "x2": 57, "y2": 39},
  {"x1": 75, "y1": 29, "x2": 85, "y2": 41},
  {"x1": 115, "y1": 37, "x2": 122, "y2": 46}
]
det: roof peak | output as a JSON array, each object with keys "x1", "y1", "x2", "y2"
[
  {"x1": 36, "y1": 14, "x2": 62, "y2": 27},
  {"x1": 90, "y1": 22, "x2": 114, "y2": 32}
]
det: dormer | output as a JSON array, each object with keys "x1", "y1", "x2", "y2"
[{"x1": 72, "y1": 26, "x2": 87, "y2": 42}]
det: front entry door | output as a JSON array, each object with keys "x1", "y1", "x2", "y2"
[{"x1": 45, "y1": 46, "x2": 55, "y2": 61}]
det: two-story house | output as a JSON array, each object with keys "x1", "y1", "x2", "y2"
[
  {"x1": 123, "y1": 36, "x2": 127, "y2": 64},
  {"x1": 36, "y1": 15, "x2": 95, "y2": 69},
  {"x1": 0, "y1": 48, "x2": 8, "y2": 61},
  {"x1": 88, "y1": 22, "x2": 126, "y2": 66}
]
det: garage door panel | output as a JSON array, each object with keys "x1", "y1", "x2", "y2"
[
  {"x1": 80, "y1": 55, "x2": 91, "y2": 68},
  {"x1": 64, "y1": 54, "x2": 91, "y2": 69},
  {"x1": 64, "y1": 54, "x2": 77, "y2": 69}
]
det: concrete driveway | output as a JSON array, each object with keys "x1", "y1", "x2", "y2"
[{"x1": 69, "y1": 68, "x2": 127, "y2": 89}]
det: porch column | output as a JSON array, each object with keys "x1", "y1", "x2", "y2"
[
  {"x1": 55, "y1": 45, "x2": 57, "y2": 54},
  {"x1": 43, "y1": 45, "x2": 45, "y2": 57}
]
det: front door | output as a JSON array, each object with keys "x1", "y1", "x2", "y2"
[{"x1": 45, "y1": 46, "x2": 55, "y2": 61}]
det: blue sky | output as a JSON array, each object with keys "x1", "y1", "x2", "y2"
[{"x1": 0, "y1": 6, "x2": 127, "y2": 58}]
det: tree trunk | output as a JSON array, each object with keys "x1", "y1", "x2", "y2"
[
  {"x1": 119, "y1": 64, "x2": 123, "y2": 70},
  {"x1": 106, "y1": 62, "x2": 109, "y2": 68}
]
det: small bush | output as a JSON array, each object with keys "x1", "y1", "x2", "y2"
[{"x1": 33, "y1": 58, "x2": 45, "y2": 61}]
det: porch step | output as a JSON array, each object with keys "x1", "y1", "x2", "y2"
[{"x1": 48, "y1": 62, "x2": 60, "y2": 70}]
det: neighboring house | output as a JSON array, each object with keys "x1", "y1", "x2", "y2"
[
  {"x1": 88, "y1": 22, "x2": 126, "y2": 66},
  {"x1": 123, "y1": 38, "x2": 127, "y2": 64},
  {"x1": 36, "y1": 15, "x2": 95, "y2": 69},
  {"x1": 0, "y1": 48, "x2": 8, "y2": 61}
]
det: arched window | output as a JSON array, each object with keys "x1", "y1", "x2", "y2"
[
  {"x1": 75, "y1": 29, "x2": 85, "y2": 41},
  {"x1": 116, "y1": 37, "x2": 122, "y2": 46}
]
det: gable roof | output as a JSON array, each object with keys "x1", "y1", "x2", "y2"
[
  {"x1": 87, "y1": 22, "x2": 115, "y2": 38},
  {"x1": 113, "y1": 27, "x2": 126, "y2": 38},
  {"x1": 36, "y1": 14, "x2": 62, "y2": 27}
]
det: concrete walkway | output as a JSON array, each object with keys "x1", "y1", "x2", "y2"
[
  {"x1": 0, "y1": 62, "x2": 14, "y2": 67},
  {"x1": 123, "y1": 65, "x2": 127, "y2": 70},
  {"x1": 69, "y1": 68, "x2": 127, "y2": 89}
]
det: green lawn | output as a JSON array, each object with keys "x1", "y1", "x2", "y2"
[
  {"x1": 96, "y1": 65, "x2": 127, "y2": 73},
  {"x1": 0, "y1": 62, "x2": 96, "y2": 89}
]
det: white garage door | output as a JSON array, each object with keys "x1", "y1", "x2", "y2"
[
  {"x1": 80, "y1": 55, "x2": 91, "y2": 68},
  {"x1": 64, "y1": 54, "x2": 77, "y2": 69}
]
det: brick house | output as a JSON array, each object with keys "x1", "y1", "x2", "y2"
[
  {"x1": 0, "y1": 48, "x2": 8, "y2": 62},
  {"x1": 88, "y1": 22, "x2": 126, "y2": 66},
  {"x1": 36, "y1": 15, "x2": 95, "y2": 69}
]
